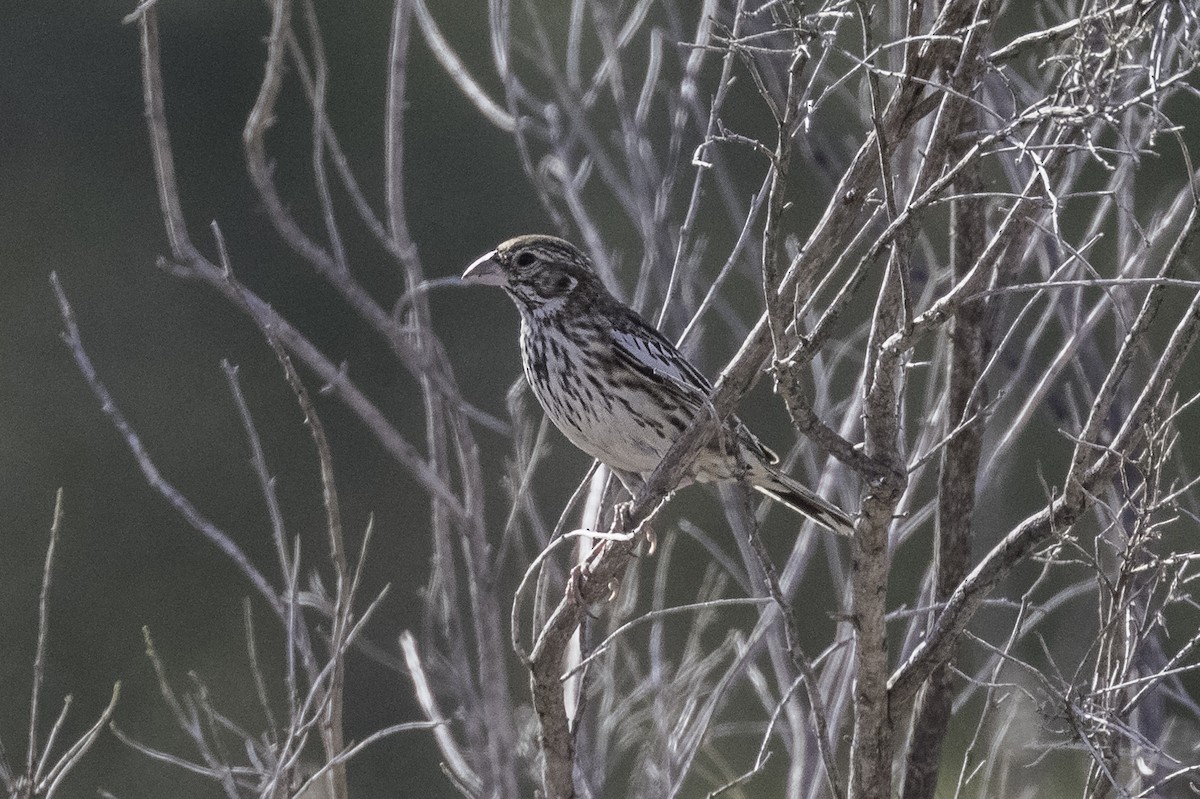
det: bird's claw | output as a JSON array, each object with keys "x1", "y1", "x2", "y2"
[
  {"x1": 641, "y1": 523, "x2": 657, "y2": 555},
  {"x1": 610, "y1": 501, "x2": 655, "y2": 554},
  {"x1": 567, "y1": 561, "x2": 622, "y2": 606},
  {"x1": 611, "y1": 501, "x2": 633, "y2": 533},
  {"x1": 567, "y1": 562, "x2": 589, "y2": 605}
]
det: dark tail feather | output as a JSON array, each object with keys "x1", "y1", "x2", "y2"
[{"x1": 754, "y1": 472, "x2": 854, "y2": 536}]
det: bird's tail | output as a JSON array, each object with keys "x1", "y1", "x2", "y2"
[{"x1": 754, "y1": 471, "x2": 854, "y2": 536}]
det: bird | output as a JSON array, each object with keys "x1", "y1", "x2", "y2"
[{"x1": 462, "y1": 234, "x2": 854, "y2": 536}]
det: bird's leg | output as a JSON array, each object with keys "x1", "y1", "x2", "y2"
[
  {"x1": 612, "y1": 471, "x2": 656, "y2": 555},
  {"x1": 565, "y1": 500, "x2": 634, "y2": 606}
]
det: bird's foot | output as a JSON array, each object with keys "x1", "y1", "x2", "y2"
[
  {"x1": 641, "y1": 523, "x2": 657, "y2": 556},
  {"x1": 609, "y1": 501, "x2": 655, "y2": 554},
  {"x1": 567, "y1": 561, "x2": 589, "y2": 605},
  {"x1": 610, "y1": 500, "x2": 633, "y2": 534},
  {"x1": 566, "y1": 559, "x2": 623, "y2": 606}
]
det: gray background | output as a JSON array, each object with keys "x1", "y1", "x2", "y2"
[{"x1": 2, "y1": 2, "x2": 543, "y2": 794}]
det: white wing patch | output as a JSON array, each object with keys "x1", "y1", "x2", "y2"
[{"x1": 610, "y1": 328, "x2": 711, "y2": 393}]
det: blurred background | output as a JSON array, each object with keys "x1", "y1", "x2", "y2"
[
  {"x1": 5, "y1": 1, "x2": 1199, "y2": 797},
  {"x1": 2, "y1": 1, "x2": 552, "y2": 794}
]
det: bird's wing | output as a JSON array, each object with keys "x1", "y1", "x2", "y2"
[
  {"x1": 609, "y1": 324, "x2": 712, "y2": 398},
  {"x1": 609, "y1": 314, "x2": 788, "y2": 467},
  {"x1": 610, "y1": 320, "x2": 781, "y2": 467}
]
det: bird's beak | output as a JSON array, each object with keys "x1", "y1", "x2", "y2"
[{"x1": 462, "y1": 251, "x2": 506, "y2": 286}]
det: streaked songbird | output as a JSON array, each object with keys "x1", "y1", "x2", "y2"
[{"x1": 463, "y1": 234, "x2": 853, "y2": 536}]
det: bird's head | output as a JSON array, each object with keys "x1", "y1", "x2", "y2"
[{"x1": 463, "y1": 235, "x2": 599, "y2": 316}]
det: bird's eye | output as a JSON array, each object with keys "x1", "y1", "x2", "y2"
[{"x1": 515, "y1": 252, "x2": 537, "y2": 267}]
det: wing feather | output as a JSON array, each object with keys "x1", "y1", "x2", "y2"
[{"x1": 610, "y1": 326, "x2": 711, "y2": 396}]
